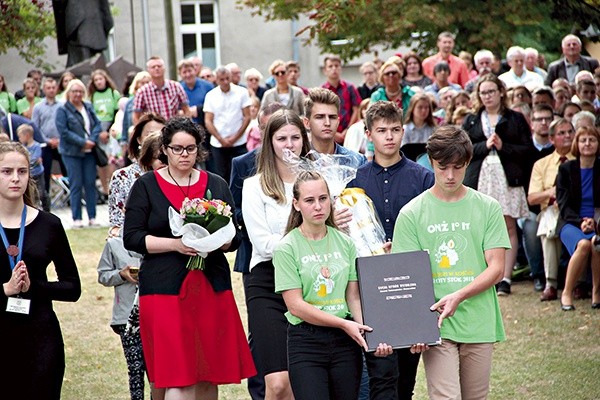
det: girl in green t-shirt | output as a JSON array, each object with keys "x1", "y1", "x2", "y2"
[
  {"x1": 274, "y1": 170, "x2": 383, "y2": 400},
  {"x1": 0, "y1": 73, "x2": 17, "y2": 113},
  {"x1": 88, "y1": 69, "x2": 122, "y2": 200},
  {"x1": 16, "y1": 78, "x2": 41, "y2": 119}
]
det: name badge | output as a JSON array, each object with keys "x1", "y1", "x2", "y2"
[{"x1": 6, "y1": 297, "x2": 31, "y2": 314}]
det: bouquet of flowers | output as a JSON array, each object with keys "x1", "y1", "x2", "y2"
[
  {"x1": 283, "y1": 150, "x2": 387, "y2": 256},
  {"x1": 168, "y1": 192, "x2": 236, "y2": 270},
  {"x1": 337, "y1": 188, "x2": 387, "y2": 256}
]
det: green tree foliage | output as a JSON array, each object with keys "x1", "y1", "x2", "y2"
[
  {"x1": 0, "y1": 0, "x2": 56, "y2": 69},
  {"x1": 239, "y1": 0, "x2": 600, "y2": 61}
]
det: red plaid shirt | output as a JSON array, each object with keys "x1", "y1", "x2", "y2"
[
  {"x1": 133, "y1": 80, "x2": 189, "y2": 120},
  {"x1": 322, "y1": 80, "x2": 362, "y2": 131}
]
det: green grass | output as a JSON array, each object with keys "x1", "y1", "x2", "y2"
[{"x1": 55, "y1": 228, "x2": 600, "y2": 399}]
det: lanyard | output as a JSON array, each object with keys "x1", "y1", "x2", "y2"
[{"x1": 0, "y1": 206, "x2": 27, "y2": 271}]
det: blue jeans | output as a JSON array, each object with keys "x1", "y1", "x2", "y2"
[
  {"x1": 288, "y1": 322, "x2": 363, "y2": 400},
  {"x1": 62, "y1": 153, "x2": 97, "y2": 221},
  {"x1": 521, "y1": 216, "x2": 545, "y2": 280}
]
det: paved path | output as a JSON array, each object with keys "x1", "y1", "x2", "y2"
[{"x1": 51, "y1": 203, "x2": 109, "y2": 231}]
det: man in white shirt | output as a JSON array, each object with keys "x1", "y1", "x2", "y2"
[
  {"x1": 204, "y1": 66, "x2": 251, "y2": 183},
  {"x1": 499, "y1": 46, "x2": 544, "y2": 92},
  {"x1": 498, "y1": 46, "x2": 544, "y2": 92}
]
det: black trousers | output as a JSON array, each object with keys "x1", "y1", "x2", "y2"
[
  {"x1": 365, "y1": 348, "x2": 421, "y2": 400},
  {"x1": 288, "y1": 322, "x2": 363, "y2": 400},
  {"x1": 209, "y1": 143, "x2": 247, "y2": 184}
]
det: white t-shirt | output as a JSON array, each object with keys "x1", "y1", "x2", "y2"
[{"x1": 203, "y1": 84, "x2": 252, "y2": 148}]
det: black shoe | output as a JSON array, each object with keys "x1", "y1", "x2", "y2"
[
  {"x1": 533, "y1": 278, "x2": 544, "y2": 292},
  {"x1": 592, "y1": 303, "x2": 600, "y2": 309},
  {"x1": 496, "y1": 281, "x2": 511, "y2": 296}
]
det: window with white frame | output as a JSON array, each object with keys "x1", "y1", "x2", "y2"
[{"x1": 179, "y1": 1, "x2": 220, "y2": 69}]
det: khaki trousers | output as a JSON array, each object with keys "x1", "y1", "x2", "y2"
[{"x1": 423, "y1": 340, "x2": 494, "y2": 400}]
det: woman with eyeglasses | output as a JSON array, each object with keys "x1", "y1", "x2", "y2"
[
  {"x1": 463, "y1": 74, "x2": 535, "y2": 297},
  {"x1": 556, "y1": 125, "x2": 600, "y2": 311},
  {"x1": 370, "y1": 58, "x2": 414, "y2": 111},
  {"x1": 261, "y1": 59, "x2": 305, "y2": 116},
  {"x1": 123, "y1": 116, "x2": 255, "y2": 400},
  {"x1": 244, "y1": 68, "x2": 267, "y2": 101}
]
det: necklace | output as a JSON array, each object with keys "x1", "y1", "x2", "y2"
[
  {"x1": 386, "y1": 88, "x2": 401, "y2": 98},
  {"x1": 167, "y1": 167, "x2": 192, "y2": 198}
]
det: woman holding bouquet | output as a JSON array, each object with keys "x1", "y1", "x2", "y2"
[
  {"x1": 242, "y1": 109, "x2": 312, "y2": 399},
  {"x1": 123, "y1": 117, "x2": 255, "y2": 400},
  {"x1": 273, "y1": 170, "x2": 377, "y2": 400}
]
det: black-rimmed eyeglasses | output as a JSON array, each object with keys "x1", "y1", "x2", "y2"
[{"x1": 167, "y1": 145, "x2": 199, "y2": 155}]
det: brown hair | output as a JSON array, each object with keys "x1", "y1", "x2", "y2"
[
  {"x1": 128, "y1": 112, "x2": 166, "y2": 160},
  {"x1": 473, "y1": 74, "x2": 508, "y2": 113},
  {"x1": 138, "y1": 131, "x2": 163, "y2": 172},
  {"x1": 426, "y1": 125, "x2": 473, "y2": 166},
  {"x1": 365, "y1": 100, "x2": 403, "y2": 131},
  {"x1": 257, "y1": 109, "x2": 311, "y2": 204},
  {"x1": 0, "y1": 142, "x2": 37, "y2": 207},
  {"x1": 571, "y1": 125, "x2": 600, "y2": 157},
  {"x1": 323, "y1": 54, "x2": 342, "y2": 68},
  {"x1": 304, "y1": 87, "x2": 340, "y2": 119},
  {"x1": 88, "y1": 69, "x2": 117, "y2": 98},
  {"x1": 285, "y1": 170, "x2": 337, "y2": 234},
  {"x1": 405, "y1": 93, "x2": 436, "y2": 126}
]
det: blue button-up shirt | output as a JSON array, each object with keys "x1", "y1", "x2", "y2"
[
  {"x1": 347, "y1": 154, "x2": 434, "y2": 240},
  {"x1": 180, "y1": 78, "x2": 214, "y2": 125}
]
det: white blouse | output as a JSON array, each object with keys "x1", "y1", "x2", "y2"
[{"x1": 242, "y1": 174, "x2": 293, "y2": 271}]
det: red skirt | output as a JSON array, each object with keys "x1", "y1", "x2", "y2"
[{"x1": 139, "y1": 270, "x2": 256, "y2": 388}]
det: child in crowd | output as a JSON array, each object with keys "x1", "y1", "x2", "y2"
[
  {"x1": 16, "y1": 124, "x2": 49, "y2": 210},
  {"x1": 97, "y1": 230, "x2": 146, "y2": 400},
  {"x1": 245, "y1": 95, "x2": 262, "y2": 151}
]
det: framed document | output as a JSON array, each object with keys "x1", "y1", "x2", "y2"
[{"x1": 356, "y1": 251, "x2": 441, "y2": 351}]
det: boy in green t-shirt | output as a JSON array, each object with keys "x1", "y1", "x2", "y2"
[{"x1": 391, "y1": 125, "x2": 510, "y2": 400}]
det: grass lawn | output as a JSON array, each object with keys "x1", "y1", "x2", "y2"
[{"x1": 55, "y1": 228, "x2": 600, "y2": 400}]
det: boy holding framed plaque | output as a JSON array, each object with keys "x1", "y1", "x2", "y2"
[
  {"x1": 347, "y1": 100, "x2": 434, "y2": 400},
  {"x1": 391, "y1": 125, "x2": 509, "y2": 400}
]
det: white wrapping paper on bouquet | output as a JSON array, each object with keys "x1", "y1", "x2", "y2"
[
  {"x1": 336, "y1": 188, "x2": 387, "y2": 257},
  {"x1": 168, "y1": 207, "x2": 236, "y2": 257},
  {"x1": 284, "y1": 150, "x2": 357, "y2": 197},
  {"x1": 283, "y1": 150, "x2": 387, "y2": 256}
]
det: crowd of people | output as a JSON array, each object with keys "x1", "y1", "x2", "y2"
[{"x1": 2, "y1": 29, "x2": 600, "y2": 400}]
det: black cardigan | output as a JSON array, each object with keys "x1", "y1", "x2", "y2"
[
  {"x1": 556, "y1": 158, "x2": 600, "y2": 234},
  {"x1": 123, "y1": 171, "x2": 240, "y2": 294},
  {"x1": 462, "y1": 108, "x2": 535, "y2": 189}
]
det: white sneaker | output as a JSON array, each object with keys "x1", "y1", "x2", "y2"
[
  {"x1": 89, "y1": 218, "x2": 101, "y2": 227},
  {"x1": 72, "y1": 220, "x2": 84, "y2": 229}
]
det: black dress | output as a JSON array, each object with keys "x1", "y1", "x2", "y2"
[{"x1": 0, "y1": 211, "x2": 81, "y2": 400}]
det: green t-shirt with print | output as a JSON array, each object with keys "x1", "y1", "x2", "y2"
[
  {"x1": 392, "y1": 188, "x2": 509, "y2": 344},
  {"x1": 274, "y1": 226, "x2": 357, "y2": 325},
  {"x1": 92, "y1": 88, "x2": 121, "y2": 122},
  {"x1": 0, "y1": 92, "x2": 17, "y2": 113},
  {"x1": 16, "y1": 97, "x2": 41, "y2": 115}
]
